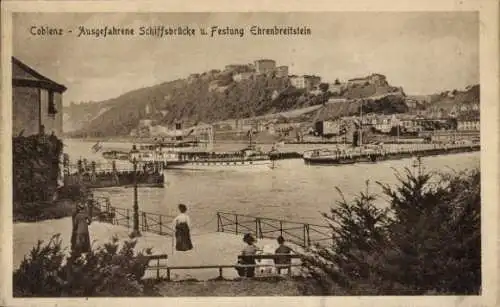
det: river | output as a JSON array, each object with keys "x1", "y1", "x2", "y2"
[{"x1": 63, "y1": 139, "x2": 480, "y2": 231}]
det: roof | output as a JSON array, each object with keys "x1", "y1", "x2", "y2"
[
  {"x1": 255, "y1": 59, "x2": 276, "y2": 63},
  {"x1": 348, "y1": 77, "x2": 369, "y2": 81},
  {"x1": 12, "y1": 57, "x2": 67, "y2": 93}
]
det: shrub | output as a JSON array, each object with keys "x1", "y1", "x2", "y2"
[
  {"x1": 13, "y1": 184, "x2": 92, "y2": 222},
  {"x1": 13, "y1": 134, "x2": 63, "y2": 204},
  {"x1": 13, "y1": 200, "x2": 76, "y2": 223},
  {"x1": 13, "y1": 234, "x2": 158, "y2": 297},
  {"x1": 301, "y1": 168, "x2": 481, "y2": 295}
]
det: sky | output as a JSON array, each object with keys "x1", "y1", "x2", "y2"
[{"x1": 13, "y1": 12, "x2": 479, "y2": 105}]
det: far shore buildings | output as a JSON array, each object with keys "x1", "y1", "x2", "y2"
[
  {"x1": 290, "y1": 75, "x2": 322, "y2": 91},
  {"x1": 347, "y1": 73, "x2": 387, "y2": 87},
  {"x1": 228, "y1": 59, "x2": 290, "y2": 82},
  {"x1": 12, "y1": 57, "x2": 67, "y2": 138},
  {"x1": 254, "y1": 59, "x2": 276, "y2": 74}
]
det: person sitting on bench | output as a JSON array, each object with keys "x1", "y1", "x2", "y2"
[
  {"x1": 274, "y1": 236, "x2": 293, "y2": 274},
  {"x1": 236, "y1": 233, "x2": 259, "y2": 278}
]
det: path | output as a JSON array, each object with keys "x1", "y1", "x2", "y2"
[{"x1": 14, "y1": 218, "x2": 302, "y2": 281}]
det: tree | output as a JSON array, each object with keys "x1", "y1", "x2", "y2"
[
  {"x1": 319, "y1": 83, "x2": 330, "y2": 93},
  {"x1": 301, "y1": 168, "x2": 481, "y2": 295}
]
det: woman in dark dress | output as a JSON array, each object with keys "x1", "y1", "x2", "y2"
[
  {"x1": 172, "y1": 204, "x2": 193, "y2": 251},
  {"x1": 71, "y1": 203, "x2": 91, "y2": 257}
]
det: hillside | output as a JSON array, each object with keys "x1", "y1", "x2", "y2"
[
  {"x1": 66, "y1": 71, "x2": 327, "y2": 137},
  {"x1": 64, "y1": 69, "x2": 469, "y2": 138},
  {"x1": 428, "y1": 84, "x2": 479, "y2": 111},
  {"x1": 314, "y1": 93, "x2": 408, "y2": 122},
  {"x1": 406, "y1": 84, "x2": 479, "y2": 116}
]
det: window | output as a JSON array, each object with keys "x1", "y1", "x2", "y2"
[{"x1": 48, "y1": 91, "x2": 57, "y2": 116}]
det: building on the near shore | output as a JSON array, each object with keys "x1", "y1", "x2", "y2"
[
  {"x1": 12, "y1": 57, "x2": 67, "y2": 138},
  {"x1": 315, "y1": 119, "x2": 343, "y2": 136},
  {"x1": 457, "y1": 114, "x2": 480, "y2": 131}
]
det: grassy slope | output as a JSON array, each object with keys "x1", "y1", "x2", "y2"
[{"x1": 154, "y1": 278, "x2": 313, "y2": 296}]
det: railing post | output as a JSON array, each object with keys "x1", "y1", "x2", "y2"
[
  {"x1": 142, "y1": 212, "x2": 147, "y2": 231},
  {"x1": 258, "y1": 219, "x2": 263, "y2": 239},
  {"x1": 219, "y1": 267, "x2": 223, "y2": 279},
  {"x1": 216, "y1": 212, "x2": 220, "y2": 232},
  {"x1": 280, "y1": 221, "x2": 283, "y2": 237},
  {"x1": 159, "y1": 215, "x2": 162, "y2": 235},
  {"x1": 303, "y1": 225, "x2": 306, "y2": 247},
  {"x1": 156, "y1": 259, "x2": 160, "y2": 280},
  {"x1": 255, "y1": 218, "x2": 259, "y2": 238},
  {"x1": 167, "y1": 268, "x2": 171, "y2": 281},
  {"x1": 306, "y1": 224, "x2": 311, "y2": 247},
  {"x1": 127, "y1": 209, "x2": 130, "y2": 229},
  {"x1": 235, "y1": 214, "x2": 239, "y2": 235}
]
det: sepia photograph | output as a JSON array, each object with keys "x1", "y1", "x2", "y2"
[{"x1": 1, "y1": 1, "x2": 499, "y2": 306}]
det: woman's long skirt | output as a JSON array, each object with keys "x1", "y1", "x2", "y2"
[
  {"x1": 175, "y1": 222, "x2": 193, "y2": 251},
  {"x1": 71, "y1": 232, "x2": 91, "y2": 255}
]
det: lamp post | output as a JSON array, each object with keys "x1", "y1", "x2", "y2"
[{"x1": 129, "y1": 145, "x2": 141, "y2": 238}]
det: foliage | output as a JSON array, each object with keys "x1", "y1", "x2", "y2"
[
  {"x1": 319, "y1": 83, "x2": 330, "y2": 93},
  {"x1": 13, "y1": 200, "x2": 76, "y2": 223},
  {"x1": 13, "y1": 234, "x2": 158, "y2": 297},
  {"x1": 301, "y1": 168, "x2": 481, "y2": 295},
  {"x1": 13, "y1": 135, "x2": 63, "y2": 204}
]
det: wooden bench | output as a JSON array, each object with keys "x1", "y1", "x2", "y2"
[
  {"x1": 237, "y1": 254, "x2": 302, "y2": 277},
  {"x1": 141, "y1": 254, "x2": 302, "y2": 281},
  {"x1": 144, "y1": 254, "x2": 169, "y2": 279}
]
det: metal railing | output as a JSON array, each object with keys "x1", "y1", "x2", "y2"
[
  {"x1": 216, "y1": 212, "x2": 333, "y2": 248},
  {"x1": 91, "y1": 197, "x2": 175, "y2": 236}
]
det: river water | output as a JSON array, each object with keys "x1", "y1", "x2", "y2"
[{"x1": 63, "y1": 139, "x2": 480, "y2": 232}]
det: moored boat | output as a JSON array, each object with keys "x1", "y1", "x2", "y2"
[
  {"x1": 163, "y1": 146, "x2": 276, "y2": 170},
  {"x1": 102, "y1": 150, "x2": 131, "y2": 160}
]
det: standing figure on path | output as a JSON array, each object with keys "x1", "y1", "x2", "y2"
[
  {"x1": 172, "y1": 204, "x2": 193, "y2": 251},
  {"x1": 71, "y1": 203, "x2": 92, "y2": 257}
]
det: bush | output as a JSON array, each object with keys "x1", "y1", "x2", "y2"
[
  {"x1": 301, "y1": 168, "x2": 481, "y2": 295},
  {"x1": 13, "y1": 185, "x2": 91, "y2": 222},
  {"x1": 13, "y1": 234, "x2": 159, "y2": 297},
  {"x1": 13, "y1": 134, "x2": 63, "y2": 204},
  {"x1": 13, "y1": 200, "x2": 76, "y2": 223}
]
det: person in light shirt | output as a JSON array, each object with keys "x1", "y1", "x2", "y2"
[{"x1": 172, "y1": 204, "x2": 193, "y2": 251}]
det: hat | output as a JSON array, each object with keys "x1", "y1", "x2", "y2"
[
  {"x1": 77, "y1": 203, "x2": 85, "y2": 210},
  {"x1": 243, "y1": 233, "x2": 255, "y2": 244}
]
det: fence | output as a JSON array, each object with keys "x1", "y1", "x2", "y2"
[
  {"x1": 91, "y1": 196, "x2": 175, "y2": 236},
  {"x1": 216, "y1": 212, "x2": 333, "y2": 248}
]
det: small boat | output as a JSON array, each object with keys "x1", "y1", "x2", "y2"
[{"x1": 303, "y1": 146, "x2": 382, "y2": 165}]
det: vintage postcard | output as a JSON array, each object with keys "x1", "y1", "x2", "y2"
[{"x1": 1, "y1": 1, "x2": 499, "y2": 307}]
